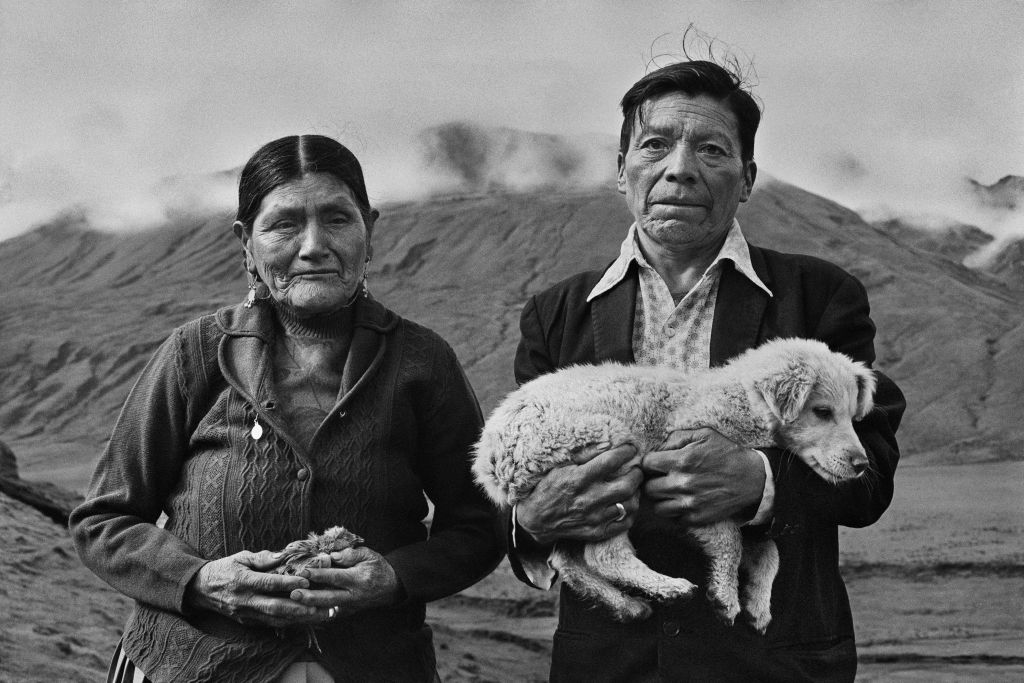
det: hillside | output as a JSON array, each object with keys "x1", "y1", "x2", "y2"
[
  {"x1": 2, "y1": 170, "x2": 1023, "y2": 682},
  {"x1": 2, "y1": 178, "x2": 1023, "y2": 490}
]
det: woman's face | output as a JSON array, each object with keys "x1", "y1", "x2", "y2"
[{"x1": 235, "y1": 172, "x2": 375, "y2": 318}]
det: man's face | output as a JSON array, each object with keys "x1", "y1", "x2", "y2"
[{"x1": 617, "y1": 92, "x2": 756, "y2": 255}]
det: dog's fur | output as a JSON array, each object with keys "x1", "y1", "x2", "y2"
[{"x1": 473, "y1": 338, "x2": 876, "y2": 631}]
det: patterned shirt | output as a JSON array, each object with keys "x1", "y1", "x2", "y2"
[{"x1": 588, "y1": 219, "x2": 772, "y2": 371}]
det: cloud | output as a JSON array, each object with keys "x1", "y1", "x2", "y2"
[{"x1": 0, "y1": 1, "x2": 1021, "y2": 242}]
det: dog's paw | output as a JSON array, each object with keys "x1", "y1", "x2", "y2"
[
  {"x1": 706, "y1": 589, "x2": 741, "y2": 626},
  {"x1": 610, "y1": 597, "x2": 653, "y2": 622},
  {"x1": 651, "y1": 577, "x2": 697, "y2": 602},
  {"x1": 746, "y1": 607, "x2": 772, "y2": 635}
]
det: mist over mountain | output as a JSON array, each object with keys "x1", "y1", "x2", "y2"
[{"x1": 414, "y1": 122, "x2": 617, "y2": 195}]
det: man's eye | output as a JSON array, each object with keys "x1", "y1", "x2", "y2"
[
  {"x1": 812, "y1": 407, "x2": 834, "y2": 420},
  {"x1": 271, "y1": 220, "x2": 298, "y2": 231},
  {"x1": 640, "y1": 139, "x2": 668, "y2": 151},
  {"x1": 699, "y1": 143, "x2": 728, "y2": 156}
]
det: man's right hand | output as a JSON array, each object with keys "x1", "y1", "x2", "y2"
[{"x1": 515, "y1": 444, "x2": 643, "y2": 546}]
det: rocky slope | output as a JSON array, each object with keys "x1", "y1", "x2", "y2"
[{"x1": 3, "y1": 176, "x2": 1022, "y2": 493}]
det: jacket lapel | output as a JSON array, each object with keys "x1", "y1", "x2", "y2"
[
  {"x1": 337, "y1": 295, "x2": 395, "y2": 407},
  {"x1": 591, "y1": 263, "x2": 638, "y2": 364},
  {"x1": 709, "y1": 246, "x2": 772, "y2": 367}
]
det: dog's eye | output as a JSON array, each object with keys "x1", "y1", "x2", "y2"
[{"x1": 812, "y1": 407, "x2": 834, "y2": 420}]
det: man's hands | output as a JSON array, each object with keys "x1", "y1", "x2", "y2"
[
  {"x1": 516, "y1": 444, "x2": 643, "y2": 545},
  {"x1": 514, "y1": 429, "x2": 767, "y2": 546},
  {"x1": 642, "y1": 428, "x2": 765, "y2": 525},
  {"x1": 185, "y1": 547, "x2": 403, "y2": 627}
]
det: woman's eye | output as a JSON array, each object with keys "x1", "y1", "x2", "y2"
[
  {"x1": 324, "y1": 213, "x2": 353, "y2": 226},
  {"x1": 271, "y1": 220, "x2": 298, "y2": 231},
  {"x1": 640, "y1": 138, "x2": 668, "y2": 152},
  {"x1": 812, "y1": 407, "x2": 834, "y2": 420}
]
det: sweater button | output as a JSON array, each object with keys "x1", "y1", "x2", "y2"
[
  {"x1": 662, "y1": 620, "x2": 680, "y2": 636},
  {"x1": 296, "y1": 468, "x2": 309, "y2": 481}
]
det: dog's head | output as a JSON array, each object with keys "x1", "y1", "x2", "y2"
[{"x1": 746, "y1": 338, "x2": 876, "y2": 483}]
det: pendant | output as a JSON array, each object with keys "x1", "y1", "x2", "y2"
[{"x1": 250, "y1": 418, "x2": 264, "y2": 440}]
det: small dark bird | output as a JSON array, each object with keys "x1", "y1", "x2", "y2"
[{"x1": 272, "y1": 526, "x2": 364, "y2": 652}]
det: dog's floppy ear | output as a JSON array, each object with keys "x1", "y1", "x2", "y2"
[
  {"x1": 854, "y1": 366, "x2": 877, "y2": 421},
  {"x1": 755, "y1": 365, "x2": 815, "y2": 424}
]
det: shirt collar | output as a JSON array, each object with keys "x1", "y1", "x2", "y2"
[{"x1": 586, "y1": 219, "x2": 772, "y2": 302}]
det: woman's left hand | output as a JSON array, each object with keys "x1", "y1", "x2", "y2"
[{"x1": 288, "y1": 546, "x2": 402, "y2": 618}]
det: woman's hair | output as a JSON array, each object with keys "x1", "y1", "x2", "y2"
[{"x1": 236, "y1": 135, "x2": 373, "y2": 227}]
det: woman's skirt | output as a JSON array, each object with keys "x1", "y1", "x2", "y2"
[{"x1": 106, "y1": 641, "x2": 335, "y2": 683}]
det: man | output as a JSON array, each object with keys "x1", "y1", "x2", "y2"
[{"x1": 509, "y1": 60, "x2": 905, "y2": 682}]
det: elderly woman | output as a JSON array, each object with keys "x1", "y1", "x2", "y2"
[{"x1": 70, "y1": 134, "x2": 502, "y2": 682}]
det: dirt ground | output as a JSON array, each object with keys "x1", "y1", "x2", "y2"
[{"x1": 1, "y1": 462, "x2": 1021, "y2": 682}]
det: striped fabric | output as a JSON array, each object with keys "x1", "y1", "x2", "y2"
[{"x1": 106, "y1": 642, "x2": 336, "y2": 683}]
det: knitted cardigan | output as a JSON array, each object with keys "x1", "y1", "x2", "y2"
[{"x1": 70, "y1": 296, "x2": 502, "y2": 682}]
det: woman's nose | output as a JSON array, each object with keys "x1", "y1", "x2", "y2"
[{"x1": 298, "y1": 219, "x2": 330, "y2": 258}]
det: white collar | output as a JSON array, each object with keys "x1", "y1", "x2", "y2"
[{"x1": 586, "y1": 219, "x2": 772, "y2": 302}]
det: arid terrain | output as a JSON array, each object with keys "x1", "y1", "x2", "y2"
[{"x1": 1, "y1": 154, "x2": 1022, "y2": 680}]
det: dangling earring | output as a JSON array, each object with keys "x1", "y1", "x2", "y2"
[
  {"x1": 362, "y1": 256, "x2": 370, "y2": 298},
  {"x1": 244, "y1": 275, "x2": 271, "y2": 308},
  {"x1": 245, "y1": 279, "x2": 258, "y2": 308}
]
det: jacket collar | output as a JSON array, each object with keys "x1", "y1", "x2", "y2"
[
  {"x1": 709, "y1": 244, "x2": 772, "y2": 367},
  {"x1": 213, "y1": 297, "x2": 398, "y2": 451},
  {"x1": 590, "y1": 243, "x2": 773, "y2": 367},
  {"x1": 591, "y1": 261, "x2": 638, "y2": 364}
]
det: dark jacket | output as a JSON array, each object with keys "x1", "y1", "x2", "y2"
[
  {"x1": 511, "y1": 245, "x2": 905, "y2": 682},
  {"x1": 70, "y1": 297, "x2": 502, "y2": 683}
]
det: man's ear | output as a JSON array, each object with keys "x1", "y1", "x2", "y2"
[
  {"x1": 739, "y1": 160, "x2": 757, "y2": 202},
  {"x1": 616, "y1": 152, "x2": 627, "y2": 195}
]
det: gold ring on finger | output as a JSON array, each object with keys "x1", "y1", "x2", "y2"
[{"x1": 613, "y1": 502, "x2": 627, "y2": 522}]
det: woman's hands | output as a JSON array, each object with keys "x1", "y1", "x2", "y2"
[
  {"x1": 185, "y1": 550, "x2": 328, "y2": 628},
  {"x1": 186, "y1": 546, "x2": 403, "y2": 626},
  {"x1": 288, "y1": 546, "x2": 402, "y2": 618}
]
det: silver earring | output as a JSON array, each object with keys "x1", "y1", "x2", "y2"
[
  {"x1": 244, "y1": 275, "x2": 270, "y2": 308},
  {"x1": 244, "y1": 278, "x2": 258, "y2": 308}
]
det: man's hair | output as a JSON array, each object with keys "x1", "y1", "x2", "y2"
[{"x1": 618, "y1": 60, "x2": 761, "y2": 161}]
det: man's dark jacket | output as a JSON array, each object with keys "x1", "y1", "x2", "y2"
[{"x1": 510, "y1": 244, "x2": 906, "y2": 683}]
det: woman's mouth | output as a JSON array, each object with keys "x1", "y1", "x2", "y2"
[{"x1": 270, "y1": 268, "x2": 342, "y2": 290}]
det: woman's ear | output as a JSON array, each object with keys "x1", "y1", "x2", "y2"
[
  {"x1": 365, "y1": 209, "x2": 379, "y2": 262},
  {"x1": 233, "y1": 221, "x2": 257, "y2": 274}
]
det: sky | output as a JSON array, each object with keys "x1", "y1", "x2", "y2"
[{"x1": 1, "y1": 0, "x2": 1022, "y2": 243}]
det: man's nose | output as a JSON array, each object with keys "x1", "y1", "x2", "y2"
[{"x1": 664, "y1": 145, "x2": 699, "y2": 184}]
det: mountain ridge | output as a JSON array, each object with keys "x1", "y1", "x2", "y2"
[{"x1": 2, "y1": 175, "x2": 1021, "y2": 493}]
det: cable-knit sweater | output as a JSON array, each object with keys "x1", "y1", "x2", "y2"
[{"x1": 69, "y1": 296, "x2": 502, "y2": 682}]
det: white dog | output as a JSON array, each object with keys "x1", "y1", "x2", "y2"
[{"x1": 473, "y1": 338, "x2": 875, "y2": 631}]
